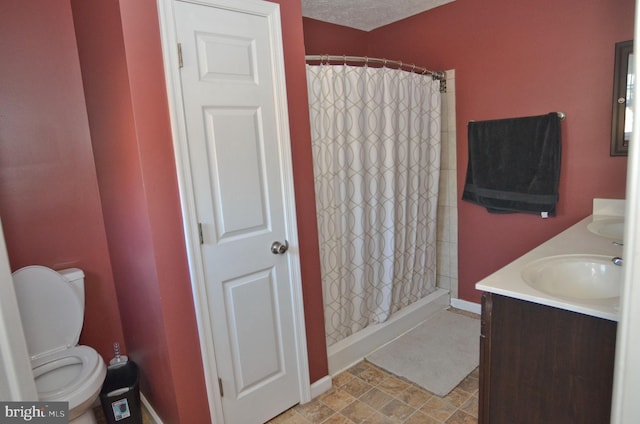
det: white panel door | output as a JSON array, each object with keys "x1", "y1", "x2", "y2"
[{"x1": 173, "y1": 1, "x2": 305, "y2": 422}]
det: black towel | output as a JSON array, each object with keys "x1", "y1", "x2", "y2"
[{"x1": 462, "y1": 112, "x2": 562, "y2": 215}]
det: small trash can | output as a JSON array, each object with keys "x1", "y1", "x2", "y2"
[{"x1": 100, "y1": 361, "x2": 142, "y2": 424}]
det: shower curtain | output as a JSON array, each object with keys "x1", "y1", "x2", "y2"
[{"x1": 306, "y1": 64, "x2": 442, "y2": 346}]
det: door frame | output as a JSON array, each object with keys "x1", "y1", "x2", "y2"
[
  {"x1": 611, "y1": 1, "x2": 640, "y2": 421},
  {"x1": 156, "y1": 0, "x2": 311, "y2": 422},
  {"x1": 0, "y1": 217, "x2": 38, "y2": 400}
]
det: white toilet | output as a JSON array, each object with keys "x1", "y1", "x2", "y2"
[{"x1": 12, "y1": 265, "x2": 107, "y2": 424}]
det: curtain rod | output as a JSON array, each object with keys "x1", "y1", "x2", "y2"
[{"x1": 305, "y1": 55, "x2": 446, "y2": 81}]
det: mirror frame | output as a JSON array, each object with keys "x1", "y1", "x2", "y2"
[{"x1": 611, "y1": 40, "x2": 634, "y2": 156}]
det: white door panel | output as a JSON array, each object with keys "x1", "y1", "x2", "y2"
[
  {"x1": 223, "y1": 269, "x2": 283, "y2": 393},
  {"x1": 204, "y1": 107, "x2": 270, "y2": 239}
]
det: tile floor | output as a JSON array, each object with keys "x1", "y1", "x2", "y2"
[
  {"x1": 267, "y1": 360, "x2": 478, "y2": 424},
  {"x1": 94, "y1": 360, "x2": 478, "y2": 424},
  {"x1": 94, "y1": 308, "x2": 479, "y2": 424}
]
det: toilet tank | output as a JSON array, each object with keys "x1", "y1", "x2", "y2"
[{"x1": 58, "y1": 268, "x2": 85, "y2": 311}]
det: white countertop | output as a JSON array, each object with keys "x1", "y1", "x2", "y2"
[{"x1": 475, "y1": 214, "x2": 624, "y2": 322}]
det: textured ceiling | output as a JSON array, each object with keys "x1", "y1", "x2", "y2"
[{"x1": 301, "y1": 0, "x2": 455, "y2": 32}]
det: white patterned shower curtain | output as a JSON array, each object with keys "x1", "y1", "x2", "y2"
[{"x1": 306, "y1": 64, "x2": 442, "y2": 347}]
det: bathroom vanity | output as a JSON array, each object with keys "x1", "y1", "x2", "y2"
[
  {"x1": 479, "y1": 293, "x2": 616, "y2": 423},
  {"x1": 476, "y1": 200, "x2": 624, "y2": 424}
]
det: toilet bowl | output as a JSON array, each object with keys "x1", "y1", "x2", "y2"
[{"x1": 12, "y1": 265, "x2": 107, "y2": 424}]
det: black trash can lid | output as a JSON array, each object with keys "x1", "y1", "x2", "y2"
[{"x1": 101, "y1": 361, "x2": 139, "y2": 394}]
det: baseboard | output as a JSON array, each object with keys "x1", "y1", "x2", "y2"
[
  {"x1": 309, "y1": 375, "x2": 332, "y2": 400},
  {"x1": 450, "y1": 298, "x2": 481, "y2": 315},
  {"x1": 141, "y1": 392, "x2": 164, "y2": 424}
]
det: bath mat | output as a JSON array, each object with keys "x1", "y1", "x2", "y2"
[{"x1": 366, "y1": 309, "x2": 480, "y2": 396}]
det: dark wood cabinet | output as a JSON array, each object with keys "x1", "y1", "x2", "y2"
[{"x1": 479, "y1": 293, "x2": 617, "y2": 424}]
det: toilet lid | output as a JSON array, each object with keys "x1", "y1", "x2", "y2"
[{"x1": 12, "y1": 266, "x2": 83, "y2": 359}]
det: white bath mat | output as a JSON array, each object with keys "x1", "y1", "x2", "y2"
[{"x1": 366, "y1": 309, "x2": 480, "y2": 396}]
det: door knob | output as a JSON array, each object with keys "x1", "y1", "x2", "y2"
[{"x1": 271, "y1": 240, "x2": 289, "y2": 255}]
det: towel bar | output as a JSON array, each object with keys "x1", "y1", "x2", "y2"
[{"x1": 468, "y1": 111, "x2": 566, "y2": 124}]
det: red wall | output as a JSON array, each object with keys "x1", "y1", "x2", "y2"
[
  {"x1": 303, "y1": 17, "x2": 369, "y2": 55},
  {"x1": 70, "y1": 0, "x2": 209, "y2": 422},
  {"x1": 271, "y1": 0, "x2": 329, "y2": 385},
  {"x1": 118, "y1": 2, "x2": 212, "y2": 420},
  {"x1": 2, "y1": 0, "x2": 330, "y2": 419},
  {"x1": 304, "y1": 0, "x2": 634, "y2": 303},
  {"x1": 3, "y1": 0, "x2": 630, "y2": 417},
  {"x1": 0, "y1": 0, "x2": 125, "y2": 361},
  {"x1": 71, "y1": 0, "x2": 327, "y2": 422}
]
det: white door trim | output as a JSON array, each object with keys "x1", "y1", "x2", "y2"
[
  {"x1": 156, "y1": 0, "x2": 311, "y2": 422},
  {"x1": 0, "y1": 217, "x2": 38, "y2": 401},
  {"x1": 611, "y1": 2, "x2": 640, "y2": 421}
]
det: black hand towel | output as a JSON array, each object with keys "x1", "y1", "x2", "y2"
[{"x1": 462, "y1": 112, "x2": 562, "y2": 215}]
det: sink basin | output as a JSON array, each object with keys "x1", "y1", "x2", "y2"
[
  {"x1": 521, "y1": 254, "x2": 622, "y2": 300},
  {"x1": 587, "y1": 217, "x2": 624, "y2": 240}
]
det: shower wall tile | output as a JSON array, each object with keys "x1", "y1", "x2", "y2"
[
  {"x1": 450, "y1": 242, "x2": 459, "y2": 279},
  {"x1": 450, "y1": 277, "x2": 459, "y2": 299},
  {"x1": 448, "y1": 104, "x2": 456, "y2": 133},
  {"x1": 436, "y1": 70, "x2": 459, "y2": 299},
  {"x1": 448, "y1": 130, "x2": 457, "y2": 172},
  {"x1": 436, "y1": 205, "x2": 447, "y2": 242},
  {"x1": 439, "y1": 275, "x2": 452, "y2": 291},
  {"x1": 438, "y1": 172, "x2": 448, "y2": 206},
  {"x1": 436, "y1": 241, "x2": 451, "y2": 275},
  {"x1": 441, "y1": 134, "x2": 457, "y2": 172},
  {"x1": 448, "y1": 170, "x2": 457, "y2": 207},
  {"x1": 439, "y1": 136, "x2": 448, "y2": 169},
  {"x1": 438, "y1": 173, "x2": 447, "y2": 206},
  {"x1": 438, "y1": 170, "x2": 457, "y2": 208},
  {"x1": 441, "y1": 92, "x2": 449, "y2": 125},
  {"x1": 446, "y1": 79, "x2": 456, "y2": 133},
  {"x1": 440, "y1": 132, "x2": 451, "y2": 169}
]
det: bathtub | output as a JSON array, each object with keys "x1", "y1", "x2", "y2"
[{"x1": 327, "y1": 288, "x2": 450, "y2": 375}]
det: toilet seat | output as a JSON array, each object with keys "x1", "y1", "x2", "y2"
[
  {"x1": 33, "y1": 346, "x2": 100, "y2": 399},
  {"x1": 32, "y1": 346, "x2": 106, "y2": 414}
]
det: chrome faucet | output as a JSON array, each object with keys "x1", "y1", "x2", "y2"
[{"x1": 612, "y1": 256, "x2": 623, "y2": 266}]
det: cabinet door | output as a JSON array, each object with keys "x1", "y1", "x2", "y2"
[
  {"x1": 479, "y1": 293, "x2": 617, "y2": 424},
  {"x1": 478, "y1": 293, "x2": 492, "y2": 424}
]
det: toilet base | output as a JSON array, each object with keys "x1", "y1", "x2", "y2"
[{"x1": 70, "y1": 408, "x2": 98, "y2": 424}]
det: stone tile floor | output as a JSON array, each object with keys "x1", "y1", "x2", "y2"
[
  {"x1": 267, "y1": 360, "x2": 478, "y2": 424},
  {"x1": 94, "y1": 359, "x2": 477, "y2": 423}
]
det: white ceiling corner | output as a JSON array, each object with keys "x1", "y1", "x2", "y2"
[{"x1": 301, "y1": 0, "x2": 455, "y2": 32}]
